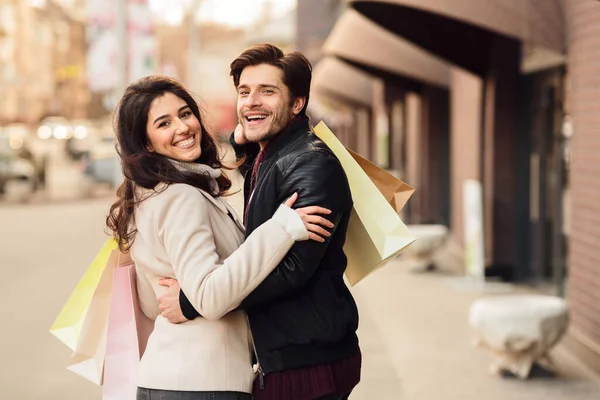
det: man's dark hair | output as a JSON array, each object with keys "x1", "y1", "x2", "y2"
[{"x1": 230, "y1": 44, "x2": 312, "y2": 116}]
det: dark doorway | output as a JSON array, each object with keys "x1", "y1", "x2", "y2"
[{"x1": 516, "y1": 67, "x2": 566, "y2": 293}]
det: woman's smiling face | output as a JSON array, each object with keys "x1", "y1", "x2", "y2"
[{"x1": 146, "y1": 92, "x2": 202, "y2": 162}]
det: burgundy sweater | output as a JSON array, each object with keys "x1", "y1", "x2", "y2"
[{"x1": 252, "y1": 351, "x2": 362, "y2": 400}]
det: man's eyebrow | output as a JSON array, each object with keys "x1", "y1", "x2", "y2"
[
  {"x1": 237, "y1": 84, "x2": 279, "y2": 91},
  {"x1": 153, "y1": 105, "x2": 190, "y2": 125}
]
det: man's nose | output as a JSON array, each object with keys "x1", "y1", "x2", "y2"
[{"x1": 245, "y1": 91, "x2": 261, "y2": 107}]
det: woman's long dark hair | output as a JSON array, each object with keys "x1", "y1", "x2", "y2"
[{"x1": 106, "y1": 76, "x2": 231, "y2": 253}]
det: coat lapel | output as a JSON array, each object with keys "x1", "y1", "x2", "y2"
[{"x1": 196, "y1": 189, "x2": 246, "y2": 233}]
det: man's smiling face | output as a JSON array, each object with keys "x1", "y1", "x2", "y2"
[{"x1": 236, "y1": 64, "x2": 298, "y2": 145}]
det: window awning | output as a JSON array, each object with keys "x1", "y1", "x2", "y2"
[
  {"x1": 311, "y1": 56, "x2": 375, "y2": 108},
  {"x1": 323, "y1": 9, "x2": 450, "y2": 89},
  {"x1": 349, "y1": 0, "x2": 565, "y2": 76}
]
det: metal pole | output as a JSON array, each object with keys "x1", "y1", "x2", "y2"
[
  {"x1": 116, "y1": 0, "x2": 128, "y2": 96},
  {"x1": 113, "y1": 0, "x2": 128, "y2": 187},
  {"x1": 188, "y1": 0, "x2": 201, "y2": 92}
]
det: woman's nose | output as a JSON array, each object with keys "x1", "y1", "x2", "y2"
[{"x1": 175, "y1": 119, "x2": 190, "y2": 134}]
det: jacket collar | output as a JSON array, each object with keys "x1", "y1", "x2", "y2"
[{"x1": 262, "y1": 116, "x2": 310, "y2": 161}]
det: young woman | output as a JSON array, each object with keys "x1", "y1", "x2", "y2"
[{"x1": 106, "y1": 76, "x2": 333, "y2": 400}]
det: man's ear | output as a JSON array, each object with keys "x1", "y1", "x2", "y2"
[{"x1": 292, "y1": 97, "x2": 306, "y2": 115}]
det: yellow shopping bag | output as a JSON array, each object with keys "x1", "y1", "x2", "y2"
[
  {"x1": 67, "y1": 249, "x2": 135, "y2": 385},
  {"x1": 313, "y1": 122, "x2": 416, "y2": 285},
  {"x1": 50, "y1": 239, "x2": 118, "y2": 351},
  {"x1": 65, "y1": 249, "x2": 118, "y2": 384}
]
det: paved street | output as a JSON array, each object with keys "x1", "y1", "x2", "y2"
[{"x1": 1, "y1": 198, "x2": 599, "y2": 399}]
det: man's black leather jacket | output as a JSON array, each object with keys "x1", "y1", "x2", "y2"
[{"x1": 182, "y1": 117, "x2": 360, "y2": 376}]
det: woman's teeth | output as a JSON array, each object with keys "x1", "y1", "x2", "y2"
[{"x1": 175, "y1": 137, "x2": 195, "y2": 148}]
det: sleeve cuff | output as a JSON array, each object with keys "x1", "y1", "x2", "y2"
[
  {"x1": 179, "y1": 289, "x2": 201, "y2": 320},
  {"x1": 228, "y1": 131, "x2": 246, "y2": 160},
  {"x1": 272, "y1": 204, "x2": 309, "y2": 241},
  {"x1": 228, "y1": 131, "x2": 238, "y2": 149}
]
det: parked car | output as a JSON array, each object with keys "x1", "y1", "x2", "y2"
[
  {"x1": 83, "y1": 136, "x2": 121, "y2": 187},
  {"x1": 37, "y1": 116, "x2": 72, "y2": 140},
  {"x1": 65, "y1": 119, "x2": 99, "y2": 161},
  {"x1": 0, "y1": 135, "x2": 37, "y2": 195}
]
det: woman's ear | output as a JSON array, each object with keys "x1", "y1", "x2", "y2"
[{"x1": 146, "y1": 139, "x2": 154, "y2": 152}]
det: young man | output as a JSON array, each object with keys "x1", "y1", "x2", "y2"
[{"x1": 159, "y1": 44, "x2": 361, "y2": 400}]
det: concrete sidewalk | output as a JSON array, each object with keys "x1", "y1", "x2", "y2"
[
  {"x1": 348, "y1": 259, "x2": 600, "y2": 399},
  {"x1": 4, "y1": 196, "x2": 599, "y2": 399}
]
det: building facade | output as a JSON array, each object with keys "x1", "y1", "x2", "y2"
[
  {"x1": 311, "y1": 0, "x2": 600, "y2": 373},
  {"x1": 563, "y1": 0, "x2": 600, "y2": 372},
  {"x1": 0, "y1": 0, "x2": 89, "y2": 125}
]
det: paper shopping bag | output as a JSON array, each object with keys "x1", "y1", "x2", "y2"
[
  {"x1": 313, "y1": 122, "x2": 416, "y2": 285},
  {"x1": 65, "y1": 249, "x2": 119, "y2": 384},
  {"x1": 103, "y1": 263, "x2": 154, "y2": 400},
  {"x1": 66, "y1": 248, "x2": 134, "y2": 384},
  {"x1": 347, "y1": 148, "x2": 414, "y2": 213},
  {"x1": 50, "y1": 239, "x2": 118, "y2": 351}
]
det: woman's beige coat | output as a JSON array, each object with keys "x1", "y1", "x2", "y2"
[{"x1": 130, "y1": 174, "x2": 306, "y2": 392}]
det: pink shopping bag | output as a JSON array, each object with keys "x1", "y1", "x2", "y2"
[{"x1": 103, "y1": 262, "x2": 154, "y2": 400}]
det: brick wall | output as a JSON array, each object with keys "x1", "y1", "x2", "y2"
[{"x1": 565, "y1": 0, "x2": 600, "y2": 351}]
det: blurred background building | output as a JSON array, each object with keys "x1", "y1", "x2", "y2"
[
  {"x1": 0, "y1": 0, "x2": 88, "y2": 124},
  {"x1": 0, "y1": 0, "x2": 599, "y2": 379},
  {"x1": 304, "y1": 0, "x2": 600, "y2": 375}
]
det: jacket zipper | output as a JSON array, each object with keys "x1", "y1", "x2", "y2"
[
  {"x1": 248, "y1": 163, "x2": 262, "y2": 206},
  {"x1": 246, "y1": 161, "x2": 266, "y2": 389},
  {"x1": 246, "y1": 313, "x2": 265, "y2": 389}
]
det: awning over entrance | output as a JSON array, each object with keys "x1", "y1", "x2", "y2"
[
  {"x1": 322, "y1": 9, "x2": 450, "y2": 89},
  {"x1": 311, "y1": 56, "x2": 375, "y2": 108},
  {"x1": 349, "y1": 0, "x2": 565, "y2": 76}
]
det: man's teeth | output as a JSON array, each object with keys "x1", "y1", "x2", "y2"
[
  {"x1": 247, "y1": 115, "x2": 267, "y2": 121},
  {"x1": 175, "y1": 137, "x2": 195, "y2": 148}
]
